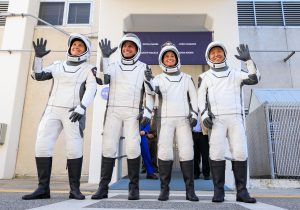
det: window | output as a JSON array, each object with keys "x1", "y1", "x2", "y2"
[
  {"x1": 38, "y1": 2, "x2": 65, "y2": 25},
  {"x1": 38, "y1": 1, "x2": 91, "y2": 26},
  {"x1": 68, "y1": 3, "x2": 91, "y2": 24}
]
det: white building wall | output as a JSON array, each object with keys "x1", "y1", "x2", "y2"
[
  {"x1": 239, "y1": 27, "x2": 300, "y2": 108},
  {"x1": 0, "y1": 0, "x2": 40, "y2": 179}
]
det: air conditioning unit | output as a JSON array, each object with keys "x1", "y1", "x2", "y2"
[{"x1": 0, "y1": 123, "x2": 7, "y2": 145}]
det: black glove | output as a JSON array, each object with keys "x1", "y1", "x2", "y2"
[
  {"x1": 32, "y1": 38, "x2": 51, "y2": 58},
  {"x1": 203, "y1": 117, "x2": 213, "y2": 129},
  {"x1": 203, "y1": 111, "x2": 215, "y2": 129},
  {"x1": 187, "y1": 113, "x2": 197, "y2": 127},
  {"x1": 140, "y1": 117, "x2": 151, "y2": 126},
  {"x1": 144, "y1": 65, "x2": 154, "y2": 81},
  {"x1": 69, "y1": 104, "x2": 86, "y2": 123},
  {"x1": 235, "y1": 44, "x2": 251, "y2": 62},
  {"x1": 99, "y1": 38, "x2": 117, "y2": 58}
]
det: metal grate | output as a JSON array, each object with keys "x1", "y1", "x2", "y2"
[
  {"x1": 237, "y1": 1, "x2": 256, "y2": 26},
  {"x1": 255, "y1": 1, "x2": 284, "y2": 26},
  {"x1": 246, "y1": 102, "x2": 300, "y2": 179},
  {"x1": 0, "y1": 2, "x2": 9, "y2": 26},
  {"x1": 237, "y1": 1, "x2": 300, "y2": 26},
  {"x1": 283, "y1": 2, "x2": 300, "y2": 26}
]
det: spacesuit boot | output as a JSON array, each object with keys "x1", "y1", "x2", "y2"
[
  {"x1": 22, "y1": 157, "x2": 52, "y2": 200},
  {"x1": 232, "y1": 160, "x2": 256, "y2": 203},
  {"x1": 158, "y1": 159, "x2": 173, "y2": 201},
  {"x1": 210, "y1": 159, "x2": 225, "y2": 202},
  {"x1": 180, "y1": 160, "x2": 199, "y2": 201},
  {"x1": 127, "y1": 156, "x2": 141, "y2": 200},
  {"x1": 91, "y1": 156, "x2": 115, "y2": 199},
  {"x1": 67, "y1": 157, "x2": 85, "y2": 200}
]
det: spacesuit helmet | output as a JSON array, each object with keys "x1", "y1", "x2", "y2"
[
  {"x1": 205, "y1": 41, "x2": 227, "y2": 68},
  {"x1": 119, "y1": 33, "x2": 141, "y2": 65},
  {"x1": 159, "y1": 41, "x2": 181, "y2": 73},
  {"x1": 67, "y1": 33, "x2": 91, "y2": 62}
]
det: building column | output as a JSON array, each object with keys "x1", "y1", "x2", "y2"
[{"x1": 0, "y1": 0, "x2": 40, "y2": 179}]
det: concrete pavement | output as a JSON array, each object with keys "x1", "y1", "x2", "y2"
[{"x1": 1, "y1": 177, "x2": 300, "y2": 210}]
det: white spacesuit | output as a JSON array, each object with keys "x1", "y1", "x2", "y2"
[
  {"x1": 145, "y1": 42, "x2": 199, "y2": 202},
  {"x1": 92, "y1": 33, "x2": 151, "y2": 201},
  {"x1": 22, "y1": 33, "x2": 97, "y2": 201},
  {"x1": 198, "y1": 41, "x2": 259, "y2": 203}
]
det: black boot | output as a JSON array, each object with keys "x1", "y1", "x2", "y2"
[
  {"x1": 67, "y1": 157, "x2": 85, "y2": 200},
  {"x1": 180, "y1": 160, "x2": 199, "y2": 201},
  {"x1": 210, "y1": 159, "x2": 225, "y2": 202},
  {"x1": 91, "y1": 156, "x2": 115, "y2": 199},
  {"x1": 232, "y1": 160, "x2": 256, "y2": 203},
  {"x1": 127, "y1": 156, "x2": 140, "y2": 200},
  {"x1": 22, "y1": 157, "x2": 52, "y2": 200},
  {"x1": 158, "y1": 159, "x2": 173, "y2": 201}
]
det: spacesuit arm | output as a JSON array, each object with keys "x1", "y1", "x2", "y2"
[
  {"x1": 96, "y1": 57, "x2": 110, "y2": 84},
  {"x1": 241, "y1": 60, "x2": 261, "y2": 85},
  {"x1": 143, "y1": 86, "x2": 156, "y2": 119},
  {"x1": 198, "y1": 75, "x2": 209, "y2": 119},
  {"x1": 144, "y1": 76, "x2": 160, "y2": 96},
  {"x1": 31, "y1": 57, "x2": 53, "y2": 81},
  {"x1": 188, "y1": 78, "x2": 198, "y2": 119},
  {"x1": 235, "y1": 44, "x2": 261, "y2": 85},
  {"x1": 80, "y1": 70, "x2": 97, "y2": 108}
]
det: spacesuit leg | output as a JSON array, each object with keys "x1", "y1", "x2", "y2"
[
  {"x1": 102, "y1": 110, "x2": 123, "y2": 158},
  {"x1": 176, "y1": 118, "x2": 194, "y2": 161},
  {"x1": 61, "y1": 108, "x2": 85, "y2": 200},
  {"x1": 208, "y1": 116, "x2": 227, "y2": 203},
  {"x1": 227, "y1": 115, "x2": 255, "y2": 203},
  {"x1": 123, "y1": 116, "x2": 141, "y2": 159},
  {"x1": 23, "y1": 107, "x2": 62, "y2": 200},
  {"x1": 94, "y1": 110, "x2": 122, "y2": 198},
  {"x1": 157, "y1": 118, "x2": 175, "y2": 161},
  {"x1": 123, "y1": 116, "x2": 141, "y2": 200},
  {"x1": 176, "y1": 118, "x2": 198, "y2": 201},
  {"x1": 63, "y1": 110, "x2": 84, "y2": 159},
  {"x1": 35, "y1": 106, "x2": 63, "y2": 157},
  {"x1": 227, "y1": 115, "x2": 248, "y2": 161},
  {"x1": 209, "y1": 116, "x2": 227, "y2": 161}
]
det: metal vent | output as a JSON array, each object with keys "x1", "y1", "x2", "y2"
[
  {"x1": 255, "y1": 1, "x2": 283, "y2": 26},
  {"x1": 237, "y1": 1, "x2": 256, "y2": 26},
  {"x1": 0, "y1": 123, "x2": 7, "y2": 145},
  {"x1": 283, "y1": 2, "x2": 300, "y2": 26},
  {"x1": 0, "y1": 2, "x2": 9, "y2": 26}
]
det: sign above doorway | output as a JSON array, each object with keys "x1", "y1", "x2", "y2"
[{"x1": 126, "y1": 32, "x2": 212, "y2": 65}]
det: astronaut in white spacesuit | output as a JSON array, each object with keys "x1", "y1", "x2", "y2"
[
  {"x1": 144, "y1": 42, "x2": 199, "y2": 202},
  {"x1": 198, "y1": 41, "x2": 260, "y2": 203},
  {"x1": 92, "y1": 33, "x2": 152, "y2": 200},
  {"x1": 22, "y1": 34, "x2": 97, "y2": 200}
]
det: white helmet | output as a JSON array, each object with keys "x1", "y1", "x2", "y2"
[
  {"x1": 205, "y1": 41, "x2": 227, "y2": 68},
  {"x1": 67, "y1": 33, "x2": 91, "y2": 62},
  {"x1": 159, "y1": 41, "x2": 181, "y2": 73},
  {"x1": 119, "y1": 33, "x2": 141, "y2": 65}
]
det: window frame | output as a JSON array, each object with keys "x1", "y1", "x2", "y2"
[{"x1": 38, "y1": 0, "x2": 93, "y2": 26}]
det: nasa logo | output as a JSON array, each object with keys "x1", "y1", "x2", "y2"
[{"x1": 101, "y1": 87, "x2": 109, "y2": 100}]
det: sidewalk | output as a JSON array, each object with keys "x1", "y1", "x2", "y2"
[{"x1": 1, "y1": 175, "x2": 300, "y2": 198}]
